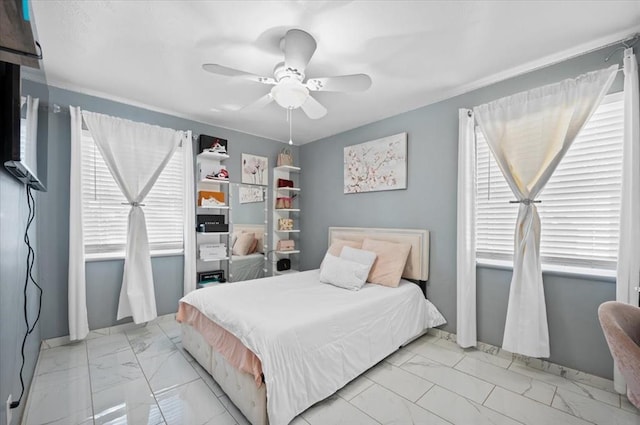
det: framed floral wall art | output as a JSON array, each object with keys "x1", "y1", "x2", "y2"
[
  {"x1": 344, "y1": 132, "x2": 407, "y2": 193},
  {"x1": 241, "y1": 153, "x2": 268, "y2": 186}
]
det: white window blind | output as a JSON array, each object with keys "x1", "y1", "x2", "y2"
[
  {"x1": 81, "y1": 130, "x2": 184, "y2": 255},
  {"x1": 476, "y1": 92, "x2": 624, "y2": 269}
]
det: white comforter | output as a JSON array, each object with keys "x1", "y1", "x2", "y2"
[{"x1": 180, "y1": 269, "x2": 446, "y2": 425}]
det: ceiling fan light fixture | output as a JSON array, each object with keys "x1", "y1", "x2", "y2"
[{"x1": 271, "y1": 79, "x2": 309, "y2": 109}]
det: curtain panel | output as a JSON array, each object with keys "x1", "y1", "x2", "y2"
[
  {"x1": 183, "y1": 131, "x2": 197, "y2": 295},
  {"x1": 68, "y1": 106, "x2": 89, "y2": 341},
  {"x1": 457, "y1": 109, "x2": 477, "y2": 348},
  {"x1": 82, "y1": 111, "x2": 183, "y2": 324},
  {"x1": 615, "y1": 47, "x2": 640, "y2": 393},
  {"x1": 473, "y1": 65, "x2": 618, "y2": 358}
]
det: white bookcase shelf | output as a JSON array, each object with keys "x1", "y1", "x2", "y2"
[
  {"x1": 272, "y1": 164, "x2": 301, "y2": 275},
  {"x1": 195, "y1": 149, "x2": 232, "y2": 287}
]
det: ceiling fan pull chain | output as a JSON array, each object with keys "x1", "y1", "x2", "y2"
[{"x1": 288, "y1": 108, "x2": 293, "y2": 145}]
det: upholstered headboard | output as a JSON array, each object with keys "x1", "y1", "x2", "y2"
[
  {"x1": 233, "y1": 224, "x2": 266, "y2": 253},
  {"x1": 328, "y1": 227, "x2": 430, "y2": 281}
]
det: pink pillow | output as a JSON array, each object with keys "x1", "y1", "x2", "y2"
[
  {"x1": 327, "y1": 238, "x2": 362, "y2": 256},
  {"x1": 233, "y1": 233, "x2": 255, "y2": 256},
  {"x1": 248, "y1": 238, "x2": 258, "y2": 254},
  {"x1": 361, "y1": 238, "x2": 412, "y2": 287}
]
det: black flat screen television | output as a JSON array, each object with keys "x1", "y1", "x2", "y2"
[{"x1": 0, "y1": 60, "x2": 46, "y2": 191}]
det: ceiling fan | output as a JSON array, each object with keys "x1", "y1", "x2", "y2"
[{"x1": 202, "y1": 29, "x2": 372, "y2": 120}]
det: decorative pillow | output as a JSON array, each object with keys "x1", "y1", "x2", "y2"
[
  {"x1": 319, "y1": 253, "x2": 372, "y2": 291},
  {"x1": 361, "y1": 238, "x2": 412, "y2": 288},
  {"x1": 248, "y1": 237, "x2": 258, "y2": 254},
  {"x1": 340, "y1": 246, "x2": 377, "y2": 269},
  {"x1": 232, "y1": 233, "x2": 255, "y2": 256},
  {"x1": 327, "y1": 238, "x2": 363, "y2": 256},
  {"x1": 254, "y1": 233, "x2": 264, "y2": 253},
  {"x1": 231, "y1": 232, "x2": 240, "y2": 249}
]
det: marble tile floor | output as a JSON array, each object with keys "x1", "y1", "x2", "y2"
[{"x1": 24, "y1": 317, "x2": 640, "y2": 425}]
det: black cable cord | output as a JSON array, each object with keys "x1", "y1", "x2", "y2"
[{"x1": 10, "y1": 186, "x2": 43, "y2": 409}]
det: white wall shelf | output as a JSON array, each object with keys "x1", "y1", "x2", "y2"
[
  {"x1": 275, "y1": 250, "x2": 301, "y2": 255},
  {"x1": 275, "y1": 229, "x2": 300, "y2": 233},
  {"x1": 274, "y1": 269, "x2": 300, "y2": 275},
  {"x1": 199, "y1": 179, "x2": 230, "y2": 185},
  {"x1": 197, "y1": 206, "x2": 230, "y2": 212},
  {"x1": 198, "y1": 257, "x2": 230, "y2": 262},
  {"x1": 274, "y1": 165, "x2": 301, "y2": 173},
  {"x1": 276, "y1": 187, "x2": 301, "y2": 192},
  {"x1": 275, "y1": 208, "x2": 300, "y2": 212},
  {"x1": 197, "y1": 151, "x2": 230, "y2": 161}
]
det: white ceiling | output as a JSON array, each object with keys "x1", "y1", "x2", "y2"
[{"x1": 30, "y1": 1, "x2": 640, "y2": 144}]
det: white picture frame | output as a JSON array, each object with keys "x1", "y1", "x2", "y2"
[
  {"x1": 241, "y1": 153, "x2": 268, "y2": 186},
  {"x1": 344, "y1": 132, "x2": 407, "y2": 193}
]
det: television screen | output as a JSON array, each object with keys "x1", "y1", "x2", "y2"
[{"x1": 1, "y1": 60, "x2": 46, "y2": 191}]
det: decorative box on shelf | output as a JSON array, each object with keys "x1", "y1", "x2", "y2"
[
  {"x1": 198, "y1": 190, "x2": 225, "y2": 207},
  {"x1": 197, "y1": 214, "x2": 228, "y2": 233}
]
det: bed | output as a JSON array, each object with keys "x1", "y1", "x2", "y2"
[
  {"x1": 230, "y1": 224, "x2": 266, "y2": 282},
  {"x1": 178, "y1": 227, "x2": 446, "y2": 425}
]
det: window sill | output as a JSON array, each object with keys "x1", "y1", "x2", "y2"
[
  {"x1": 476, "y1": 259, "x2": 616, "y2": 283},
  {"x1": 86, "y1": 249, "x2": 184, "y2": 262}
]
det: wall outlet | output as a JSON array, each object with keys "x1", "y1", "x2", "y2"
[{"x1": 6, "y1": 394, "x2": 12, "y2": 425}]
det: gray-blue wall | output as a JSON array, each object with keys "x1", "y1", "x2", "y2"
[
  {"x1": 38, "y1": 86, "x2": 297, "y2": 339},
  {"x1": 0, "y1": 79, "x2": 50, "y2": 425},
  {"x1": 299, "y1": 43, "x2": 635, "y2": 379},
  {"x1": 0, "y1": 173, "x2": 41, "y2": 425}
]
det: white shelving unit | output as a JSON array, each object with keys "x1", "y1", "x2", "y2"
[
  {"x1": 196, "y1": 151, "x2": 231, "y2": 287},
  {"x1": 272, "y1": 165, "x2": 301, "y2": 275}
]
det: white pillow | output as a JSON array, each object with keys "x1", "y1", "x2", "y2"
[
  {"x1": 319, "y1": 253, "x2": 372, "y2": 291},
  {"x1": 340, "y1": 246, "x2": 377, "y2": 269}
]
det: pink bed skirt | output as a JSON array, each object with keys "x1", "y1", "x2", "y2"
[{"x1": 177, "y1": 302, "x2": 264, "y2": 386}]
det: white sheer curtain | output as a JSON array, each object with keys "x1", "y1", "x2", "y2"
[
  {"x1": 474, "y1": 65, "x2": 618, "y2": 357},
  {"x1": 183, "y1": 131, "x2": 197, "y2": 295},
  {"x1": 82, "y1": 111, "x2": 183, "y2": 323},
  {"x1": 457, "y1": 109, "x2": 477, "y2": 348},
  {"x1": 615, "y1": 48, "x2": 639, "y2": 393},
  {"x1": 68, "y1": 106, "x2": 89, "y2": 340}
]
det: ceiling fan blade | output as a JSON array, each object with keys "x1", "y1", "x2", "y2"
[
  {"x1": 242, "y1": 93, "x2": 274, "y2": 111},
  {"x1": 306, "y1": 74, "x2": 372, "y2": 92},
  {"x1": 202, "y1": 64, "x2": 275, "y2": 85},
  {"x1": 300, "y1": 95, "x2": 327, "y2": 120},
  {"x1": 283, "y1": 29, "x2": 317, "y2": 76}
]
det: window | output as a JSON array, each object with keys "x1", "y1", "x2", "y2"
[
  {"x1": 475, "y1": 92, "x2": 624, "y2": 270},
  {"x1": 81, "y1": 130, "x2": 184, "y2": 256}
]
